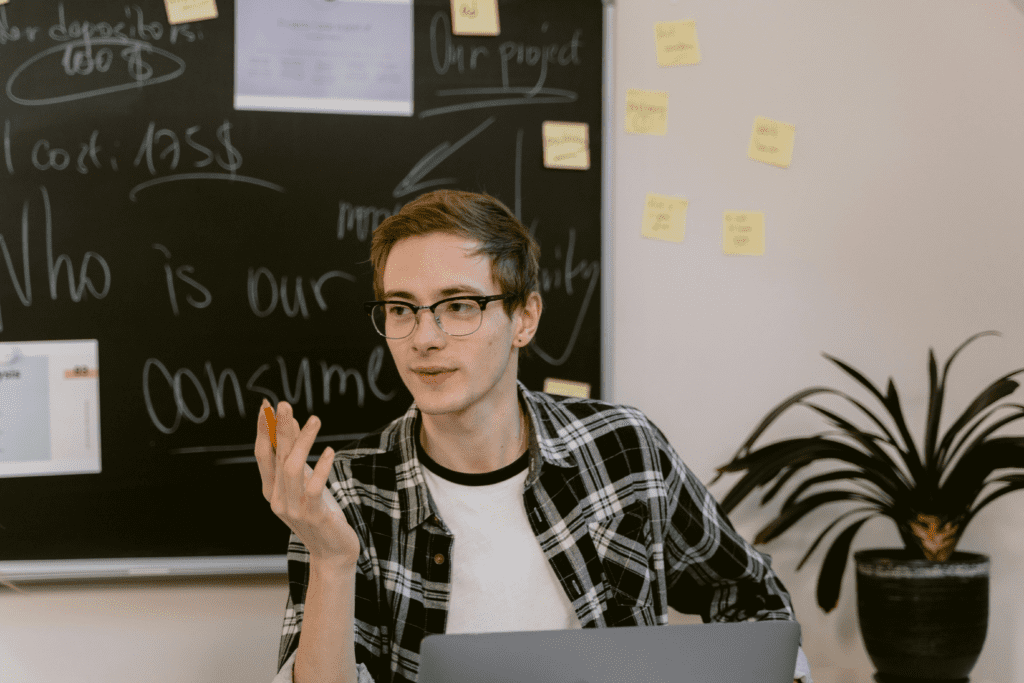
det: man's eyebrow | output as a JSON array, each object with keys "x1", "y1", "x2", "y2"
[{"x1": 382, "y1": 285, "x2": 486, "y2": 300}]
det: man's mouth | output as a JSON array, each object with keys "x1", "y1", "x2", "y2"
[{"x1": 413, "y1": 368, "x2": 456, "y2": 384}]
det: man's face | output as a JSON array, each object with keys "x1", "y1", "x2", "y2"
[{"x1": 381, "y1": 232, "x2": 524, "y2": 418}]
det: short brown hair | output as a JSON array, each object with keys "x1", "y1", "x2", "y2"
[{"x1": 370, "y1": 190, "x2": 541, "y2": 317}]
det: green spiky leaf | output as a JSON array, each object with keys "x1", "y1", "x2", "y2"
[
  {"x1": 718, "y1": 438, "x2": 902, "y2": 513},
  {"x1": 816, "y1": 516, "x2": 873, "y2": 613},
  {"x1": 923, "y1": 348, "x2": 942, "y2": 471},
  {"x1": 797, "y1": 509, "x2": 877, "y2": 571},
  {"x1": 941, "y1": 404, "x2": 1024, "y2": 473},
  {"x1": 755, "y1": 490, "x2": 885, "y2": 544},
  {"x1": 936, "y1": 372, "x2": 1024, "y2": 467}
]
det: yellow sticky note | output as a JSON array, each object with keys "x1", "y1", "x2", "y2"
[
  {"x1": 451, "y1": 0, "x2": 500, "y2": 36},
  {"x1": 723, "y1": 211, "x2": 765, "y2": 255},
  {"x1": 542, "y1": 121, "x2": 590, "y2": 170},
  {"x1": 748, "y1": 116, "x2": 795, "y2": 168},
  {"x1": 164, "y1": 0, "x2": 218, "y2": 24},
  {"x1": 654, "y1": 20, "x2": 702, "y2": 66},
  {"x1": 641, "y1": 193, "x2": 687, "y2": 243},
  {"x1": 625, "y1": 89, "x2": 668, "y2": 136},
  {"x1": 543, "y1": 378, "x2": 592, "y2": 399}
]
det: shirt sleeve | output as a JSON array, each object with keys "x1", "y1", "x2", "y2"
[
  {"x1": 642, "y1": 414, "x2": 808, "y2": 667},
  {"x1": 794, "y1": 646, "x2": 813, "y2": 682}
]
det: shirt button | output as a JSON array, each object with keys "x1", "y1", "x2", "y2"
[{"x1": 433, "y1": 553, "x2": 445, "y2": 565}]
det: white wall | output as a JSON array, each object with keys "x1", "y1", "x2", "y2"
[
  {"x1": 3, "y1": 1, "x2": 1024, "y2": 682},
  {"x1": 609, "y1": 1, "x2": 1024, "y2": 681},
  {"x1": 0, "y1": 576, "x2": 285, "y2": 682}
]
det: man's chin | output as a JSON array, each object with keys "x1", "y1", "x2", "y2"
[
  {"x1": 416, "y1": 399, "x2": 467, "y2": 418},
  {"x1": 408, "y1": 382, "x2": 462, "y2": 414}
]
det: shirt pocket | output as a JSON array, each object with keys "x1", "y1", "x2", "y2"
[{"x1": 587, "y1": 501, "x2": 657, "y2": 626}]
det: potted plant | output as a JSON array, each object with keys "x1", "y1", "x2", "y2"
[{"x1": 711, "y1": 331, "x2": 1024, "y2": 682}]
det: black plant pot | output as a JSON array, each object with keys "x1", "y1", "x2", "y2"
[{"x1": 855, "y1": 549, "x2": 989, "y2": 682}]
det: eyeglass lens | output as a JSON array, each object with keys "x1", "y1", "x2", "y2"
[{"x1": 372, "y1": 300, "x2": 483, "y2": 338}]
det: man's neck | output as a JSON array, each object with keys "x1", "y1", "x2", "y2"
[{"x1": 419, "y1": 390, "x2": 527, "y2": 475}]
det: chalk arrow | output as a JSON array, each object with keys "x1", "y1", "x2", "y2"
[{"x1": 392, "y1": 116, "x2": 496, "y2": 198}]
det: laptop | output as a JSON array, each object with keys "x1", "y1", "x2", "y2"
[{"x1": 418, "y1": 621, "x2": 801, "y2": 683}]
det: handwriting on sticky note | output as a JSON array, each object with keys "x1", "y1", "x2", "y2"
[
  {"x1": 723, "y1": 211, "x2": 765, "y2": 255},
  {"x1": 542, "y1": 121, "x2": 590, "y2": 170},
  {"x1": 654, "y1": 20, "x2": 702, "y2": 67},
  {"x1": 63, "y1": 366, "x2": 99, "y2": 379},
  {"x1": 642, "y1": 193, "x2": 687, "y2": 243},
  {"x1": 164, "y1": 0, "x2": 218, "y2": 25},
  {"x1": 263, "y1": 406, "x2": 278, "y2": 450},
  {"x1": 748, "y1": 116, "x2": 795, "y2": 168},
  {"x1": 543, "y1": 378, "x2": 591, "y2": 399},
  {"x1": 451, "y1": 0, "x2": 500, "y2": 36},
  {"x1": 625, "y1": 90, "x2": 669, "y2": 135}
]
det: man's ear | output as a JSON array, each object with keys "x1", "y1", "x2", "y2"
[{"x1": 512, "y1": 291, "x2": 542, "y2": 348}]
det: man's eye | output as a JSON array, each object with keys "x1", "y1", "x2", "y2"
[{"x1": 387, "y1": 304, "x2": 412, "y2": 317}]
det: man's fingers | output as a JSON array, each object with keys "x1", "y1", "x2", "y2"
[
  {"x1": 270, "y1": 401, "x2": 304, "y2": 506},
  {"x1": 277, "y1": 409, "x2": 323, "y2": 506},
  {"x1": 293, "y1": 414, "x2": 323, "y2": 465},
  {"x1": 254, "y1": 400, "x2": 276, "y2": 498},
  {"x1": 307, "y1": 447, "x2": 335, "y2": 496},
  {"x1": 274, "y1": 401, "x2": 296, "y2": 464},
  {"x1": 256, "y1": 399, "x2": 270, "y2": 440}
]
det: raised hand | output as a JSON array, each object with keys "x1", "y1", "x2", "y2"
[{"x1": 255, "y1": 399, "x2": 360, "y2": 567}]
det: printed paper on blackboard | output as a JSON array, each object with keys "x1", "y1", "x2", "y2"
[
  {"x1": 234, "y1": 0, "x2": 413, "y2": 116},
  {"x1": 0, "y1": 340, "x2": 101, "y2": 478}
]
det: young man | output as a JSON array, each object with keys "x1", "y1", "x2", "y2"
[{"x1": 254, "y1": 190, "x2": 812, "y2": 683}]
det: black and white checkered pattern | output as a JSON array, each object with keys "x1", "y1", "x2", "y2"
[{"x1": 277, "y1": 381, "x2": 799, "y2": 682}]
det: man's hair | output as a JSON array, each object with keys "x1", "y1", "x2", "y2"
[{"x1": 370, "y1": 190, "x2": 541, "y2": 318}]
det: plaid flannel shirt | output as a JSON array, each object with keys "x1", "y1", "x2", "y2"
[{"x1": 277, "y1": 381, "x2": 803, "y2": 683}]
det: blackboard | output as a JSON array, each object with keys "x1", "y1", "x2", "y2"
[{"x1": 0, "y1": 0, "x2": 604, "y2": 573}]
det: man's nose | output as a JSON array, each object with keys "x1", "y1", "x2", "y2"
[{"x1": 410, "y1": 308, "x2": 445, "y2": 346}]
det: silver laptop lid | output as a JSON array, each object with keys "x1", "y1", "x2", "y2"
[{"x1": 418, "y1": 621, "x2": 801, "y2": 683}]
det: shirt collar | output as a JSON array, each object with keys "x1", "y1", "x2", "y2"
[{"x1": 392, "y1": 380, "x2": 578, "y2": 532}]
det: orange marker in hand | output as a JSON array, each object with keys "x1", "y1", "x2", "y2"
[{"x1": 264, "y1": 405, "x2": 277, "y2": 450}]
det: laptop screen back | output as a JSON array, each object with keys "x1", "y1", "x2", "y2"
[{"x1": 418, "y1": 621, "x2": 801, "y2": 683}]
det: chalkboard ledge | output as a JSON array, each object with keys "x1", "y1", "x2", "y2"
[{"x1": 0, "y1": 555, "x2": 287, "y2": 584}]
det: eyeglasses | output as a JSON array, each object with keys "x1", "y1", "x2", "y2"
[{"x1": 363, "y1": 294, "x2": 514, "y2": 339}]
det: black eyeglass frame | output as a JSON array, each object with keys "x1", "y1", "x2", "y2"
[{"x1": 363, "y1": 294, "x2": 515, "y2": 339}]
